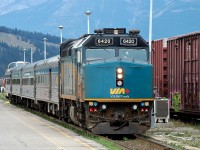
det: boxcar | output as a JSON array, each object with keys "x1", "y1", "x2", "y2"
[{"x1": 152, "y1": 31, "x2": 200, "y2": 116}]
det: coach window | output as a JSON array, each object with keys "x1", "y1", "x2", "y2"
[
  {"x1": 17, "y1": 79, "x2": 20, "y2": 84},
  {"x1": 40, "y1": 76, "x2": 42, "y2": 85},
  {"x1": 41, "y1": 76, "x2": 44, "y2": 85},
  {"x1": 31, "y1": 78, "x2": 34, "y2": 85},
  {"x1": 38, "y1": 76, "x2": 41, "y2": 85},
  {"x1": 43, "y1": 76, "x2": 45, "y2": 85},
  {"x1": 40, "y1": 76, "x2": 43, "y2": 85}
]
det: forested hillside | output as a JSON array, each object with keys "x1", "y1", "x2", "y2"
[{"x1": 0, "y1": 26, "x2": 61, "y2": 77}]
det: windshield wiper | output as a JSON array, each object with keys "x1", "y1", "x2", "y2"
[{"x1": 104, "y1": 49, "x2": 111, "y2": 54}]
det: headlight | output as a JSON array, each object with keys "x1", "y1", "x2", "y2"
[
  {"x1": 117, "y1": 80, "x2": 123, "y2": 86},
  {"x1": 132, "y1": 104, "x2": 137, "y2": 110},
  {"x1": 117, "y1": 74, "x2": 123, "y2": 79},
  {"x1": 101, "y1": 104, "x2": 107, "y2": 110},
  {"x1": 116, "y1": 67, "x2": 124, "y2": 87},
  {"x1": 117, "y1": 68, "x2": 123, "y2": 73}
]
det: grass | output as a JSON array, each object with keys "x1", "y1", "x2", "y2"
[
  {"x1": 172, "y1": 119, "x2": 200, "y2": 129},
  {"x1": 0, "y1": 92, "x2": 122, "y2": 150},
  {"x1": 0, "y1": 92, "x2": 8, "y2": 101},
  {"x1": 169, "y1": 143, "x2": 184, "y2": 150}
]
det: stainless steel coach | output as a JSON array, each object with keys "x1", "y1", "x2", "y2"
[{"x1": 5, "y1": 56, "x2": 60, "y2": 114}]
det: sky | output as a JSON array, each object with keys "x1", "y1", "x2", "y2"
[{"x1": 0, "y1": 0, "x2": 200, "y2": 40}]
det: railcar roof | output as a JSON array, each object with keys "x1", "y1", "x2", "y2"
[
  {"x1": 35, "y1": 55, "x2": 60, "y2": 66},
  {"x1": 168, "y1": 30, "x2": 200, "y2": 40}
]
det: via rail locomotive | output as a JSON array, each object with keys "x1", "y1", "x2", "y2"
[{"x1": 5, "y1": 28, "x2": 154, "y2": 134}]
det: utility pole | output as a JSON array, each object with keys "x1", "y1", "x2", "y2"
[
  {"x1": 58, "y1": 25, "x2": 63, "y2": 44},
  {"x1": 23, "y1": 48, "x2": 26, "y2": 62},
  {"x1": 149, "y1": 0, "x2": 153, "y2": 64},
  {"x1": 43, "y1": 38, "x2": 47, "y2": 61},
  {"x1": 30, "y1": 44, "x2": 33, "y2": 63},
  {"x1": 85, "y1": 11, "x2": 92, "y2": 34}
]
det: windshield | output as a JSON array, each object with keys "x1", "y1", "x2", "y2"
[
  {"x1": 86, "y1": 49, "x2": 115, "y2": 61},
  {"x1": 86, "y1": 48, "x2": 148, "y2": 63},
  {"x1": 119, "y1": 48, "x2": 147, "y2": 62}
]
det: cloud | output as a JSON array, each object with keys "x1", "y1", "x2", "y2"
[
  {"x1": 50, "y1": 0, "x2": 87, "y2": 37},
  {"x1": 0, "y1": 0, "x2": 48, "y2": 15},
  {"x1": 125, "y1": 0, "x2": 140, "y2": 5},
  {"x1": 154, "y1": 0, "x2": 200, "y2": 18},
  {"x1": 125, "y1": 0, "x2": 146, "y2": 26},
  {"x1": 53, "y1": 0, "x2": 77, "y2": 17},
  {"x1": 0, "y1": 0, "x2": 15, "y2": 7},
  {"x1": 154, "y1": 0, "x2": 176, "y2": 18},
  {"x1": 171, "y1": 7, "x2": 200, "y2": 13},
  {"x1": 95, "y1": 19, "x2": 101, "y2": 29},
  {"x1": 180, "y1": 0, "x2": 200, "y2": 2},
  {"x1": 165, "y1": 0, "x2": 174, "y2": 5},
  {"x1": 171, "y1": 9, "x2": 186, "y2": 13},
  {"x1": 93, "y1": 0, "x2": 105, "y2": 29}
]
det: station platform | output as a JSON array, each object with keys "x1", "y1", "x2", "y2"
[{"x1": 0, "y1": 100, "x2": 106, "y2": 150}]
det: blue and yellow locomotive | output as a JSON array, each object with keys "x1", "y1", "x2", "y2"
[
  {"x1": 60, "y1": 28, "x2": 154, "y2": 134},
  {"x1": 5, "y1": 28, "x2": 154, "y2": 134}
]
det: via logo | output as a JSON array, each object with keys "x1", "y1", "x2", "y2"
[{"x1": 110, "y1": 88, "x2": 130, "y2": 95}]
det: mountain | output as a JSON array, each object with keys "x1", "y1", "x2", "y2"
[
  {"x1": 1, "y1": 0, "x2": 200, "y2": 40},
  {"x1": 0, "y1": 26, "x2": 60, "y2": 77}
]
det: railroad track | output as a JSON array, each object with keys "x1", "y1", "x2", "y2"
[
  {"x1": 12, "y1": 102, "x2": 175, "y2": 150},
  {"x1": 103, "y1": 134, "x2": 175, "y2": 150},
  {"x1": 135, "y1": 135, "x2": 175, "y2": 150}
]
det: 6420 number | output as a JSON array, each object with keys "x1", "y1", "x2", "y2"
[{"x1": 95, "y1": 38, "x2": 113, "y2": 45}]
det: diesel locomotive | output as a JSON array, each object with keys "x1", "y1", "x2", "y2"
[{"x1": 5, "y1": 28, "x2": 154, "y2": 134}]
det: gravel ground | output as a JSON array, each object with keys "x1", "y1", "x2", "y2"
[
  {"x1": 145, "y1": 120, "x2": 200, "y2": 150},
  {"x1": 116, "y1": 138, "x2": 168, "y2": 150}
]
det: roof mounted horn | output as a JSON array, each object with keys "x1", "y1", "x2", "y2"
[{"x1": 129, "y1": 29, "x2": 140, "y2": 36}]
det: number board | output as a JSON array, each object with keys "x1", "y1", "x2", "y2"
[
  {"x1": 120, "y1": 38, "x2": 137, "y2": 46},
  {"x1": 95, "y1": 38, "x2": 113, "y2": 46}
]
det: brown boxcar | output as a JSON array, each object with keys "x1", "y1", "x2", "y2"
[
  {"x1": 152, "y1": 31, "x2": 200, "y2": 113},
  {"x1": 151, "y1": 39, "x2": 168, "y2": 98}
]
